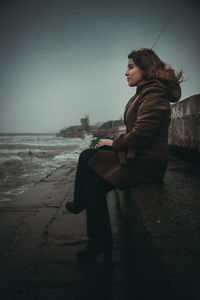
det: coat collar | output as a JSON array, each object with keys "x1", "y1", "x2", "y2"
[{"x1": 136, "y1": 78, "x2": 181, "y2": 103}]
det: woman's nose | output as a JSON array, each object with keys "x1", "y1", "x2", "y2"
[{"x1": 125, "y1": 70, "x2": 128, "y2": 76}]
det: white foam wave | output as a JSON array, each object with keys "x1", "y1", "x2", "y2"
[
  {"x1": 52, "y1": 133, "x2": 94, "y2": 163},
  {"x1": 53, "y1": 152, "x2": 79, "y2": 163},
  {"x1": 0, "y1": 155, "x2": 23, "y2": 164},
  {"x1": 0, "y1": 149, "x2": 55, "y2": 154},
  {"x1": 0, "y1": 135, "x2": 85, "y2": 147},
  {"x1": 0, "y1": 184, "x2": 33, "y2": 202}
]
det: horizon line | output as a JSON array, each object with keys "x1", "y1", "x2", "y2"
[{"x1": 0, "y1": 132, "x2": 58, "y2": 135}]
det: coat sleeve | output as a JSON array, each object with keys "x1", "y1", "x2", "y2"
[{"x1": 112, "y1": 89, "x2": 170, "y2": 152}]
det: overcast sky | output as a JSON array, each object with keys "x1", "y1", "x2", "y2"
[{"x1": 0, "y1": 0, "x2": 199, "y2": 133}]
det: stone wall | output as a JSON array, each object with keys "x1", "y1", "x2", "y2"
[
  {"x1": 115, "y1": 158, "x2": 200, "y2": 300},
  {"x1": 168, "y1": 94, "x2": 200, "y2": 151}
]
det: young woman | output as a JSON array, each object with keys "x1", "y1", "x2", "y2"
[{"x1": 65, "y1": 48, "x2": 183, "y2": 262}]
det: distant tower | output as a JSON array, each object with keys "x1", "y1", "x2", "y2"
[{"x1": 80, "y1": 115, "x2": 89, "y2": 130}]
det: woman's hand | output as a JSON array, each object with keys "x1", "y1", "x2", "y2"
[{"x1": 97, "y1": 139, "x2": 113, "y2": 148}]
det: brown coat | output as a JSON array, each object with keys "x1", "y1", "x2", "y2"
[{"x1": 88, "y1": 78, "x2": 181, "y2": 190}]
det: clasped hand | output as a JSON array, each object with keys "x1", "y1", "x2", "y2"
[{"x1": 97, "y1": 139, "x2": 113, "y2": 148}]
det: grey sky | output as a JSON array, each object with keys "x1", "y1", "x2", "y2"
[{"x1": 0, "y1": 0, "x2": 199, "y2": 133}]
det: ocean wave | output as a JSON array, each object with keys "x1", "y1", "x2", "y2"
[
  {"x1": 53, "y1": 133, "x2": 94, "y2": 162},
  {"x1": 0, "y1": 133, "x2": 94, "y2": 202},
  {"x1": 53, "y1": 151, "x2": 79, "y2": 163},
  {"x1": 0, "y1": 148, "x2": 54, "y2": 154},
  {"x1": 0, "y1": 151, "x2": 48, "y2": 166},
  {"x1": 0, "y1": 155, "x2": 23, "y2": 165},
  {"x1": 0, "y1": 135, "x2": 85, "y2": 147},
  {"x1": 0, "y1": 184, "x2": 33, "y2": 203}
]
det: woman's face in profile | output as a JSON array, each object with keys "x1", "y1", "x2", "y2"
[{"x1": 125, "y1": 58, "x2": 144, "y2": 87}]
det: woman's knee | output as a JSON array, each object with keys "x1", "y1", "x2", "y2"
[
  {"x1": 79, "y1": 148, "x2": 98, "y2": 162},
  {"x1": 84, "y1": 172, "x2": 109, "y2": 196}
]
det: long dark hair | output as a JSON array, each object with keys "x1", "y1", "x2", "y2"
[{"x1": 128, "y1": 48, "x2": 183, "y2": 85}]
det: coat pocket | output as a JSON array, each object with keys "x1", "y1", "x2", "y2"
[
  {"x1": 126, "y1": 149, "x2": 135, "y2": 160},
  {"x1": 117, "y1": 151, "x2": 127, "y2": 166}
]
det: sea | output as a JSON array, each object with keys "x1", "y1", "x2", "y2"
[{"x1": 0, "y1": 133, "x2": 94, "y2": 203}]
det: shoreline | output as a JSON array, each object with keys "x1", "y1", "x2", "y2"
[{"x1": 0, "y1": 133, "x2": 94, "y2": 203}]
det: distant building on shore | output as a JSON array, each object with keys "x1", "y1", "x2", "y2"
[
  {"x1": 57, "y1": 115, "x2": 124, "y2": 138},
  {"x1": 57, "y1": 115, "x2": 92, "y2": 138}
]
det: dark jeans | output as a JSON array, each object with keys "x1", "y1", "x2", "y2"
[{"x1": 73, "y1": 148, "x2": 115, "y2": 248}]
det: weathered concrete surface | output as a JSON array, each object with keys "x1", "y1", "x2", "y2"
[
  {"x1": 117, "y1": 155, "x2": 200, "y2": 300},
  {"x1": 0, "y1": 163, "x2": 142, "y2": 300},
  {"x1": 169, "y1": 94, "x2": 200, "y2": 151}
]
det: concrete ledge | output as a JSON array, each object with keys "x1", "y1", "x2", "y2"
[{"x1": 115, "y1": 157, "x2": 200, "y2": 300}]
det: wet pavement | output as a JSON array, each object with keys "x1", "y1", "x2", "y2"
[
  {"x1": 0, "y1": 163, "x2": 142, "y2": 300},
  {"x1": 0, "y1": 154, "x2": 199, "y2": 299}
]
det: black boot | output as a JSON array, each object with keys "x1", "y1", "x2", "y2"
[
  {"x1": 77, "y1": 241, "x2": 113, "y2": 262},
  {"x1": 65, "y1": 201, "x2": 85, "y2": 214}
]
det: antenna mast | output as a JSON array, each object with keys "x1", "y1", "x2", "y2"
[{"x1": 151, "y1": 15, "x2": 175, "y2": 49}]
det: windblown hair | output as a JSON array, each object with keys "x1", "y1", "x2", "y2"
[{"x1": 128, "y1": 48, "x2": 183, "y2": 85}]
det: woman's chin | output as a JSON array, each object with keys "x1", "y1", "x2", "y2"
[{"x1": 128, "y1": 82, "x2": 136, "y2": 87}]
